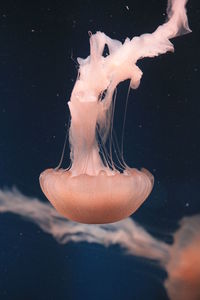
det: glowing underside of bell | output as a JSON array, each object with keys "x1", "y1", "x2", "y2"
[{"x1": 40, "y1": 168, "x2": 154, "y2": 224}]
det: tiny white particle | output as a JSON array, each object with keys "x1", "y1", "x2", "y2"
[
  {"x1": 125, "y1": 5, "x2": 129, "y2": 11},
  {"x1": 72, "y1": 20, "x2": 77, "y2": 28}
]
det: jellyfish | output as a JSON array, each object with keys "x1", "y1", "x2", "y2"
[
  {"x1": 164, "y1": 215, "x2": 200, "y2": 300},
  {"x1": 39, "y1": 0, "x2": 190, "y2": 224}
]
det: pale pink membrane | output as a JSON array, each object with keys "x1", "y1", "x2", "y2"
[{"x1": 40, "y1": 0, "x2": 190, "y2": 224}]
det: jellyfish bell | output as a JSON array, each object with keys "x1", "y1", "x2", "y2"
[
  {"x1": 40, "y1": 0, "x2": 190, "y2": 224},
  {"x1": 40, "y1": 168, "x2": 153, "y2": 224}
]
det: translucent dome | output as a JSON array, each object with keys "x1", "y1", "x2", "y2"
[{"x1": 40, "y1": 168, "x2": 153, "y2": 224}]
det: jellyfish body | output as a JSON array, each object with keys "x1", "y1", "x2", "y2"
[
  {"x1": 40, "y1": 0, "x2": 190, "y2": 224},
  {"x1": 40, "y1": 168, "x2": 153, "y2": 224}
]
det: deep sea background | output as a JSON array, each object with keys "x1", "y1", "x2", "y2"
[{"x1": 0, "y1": 0, "x2": 200, "y2": 299}]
